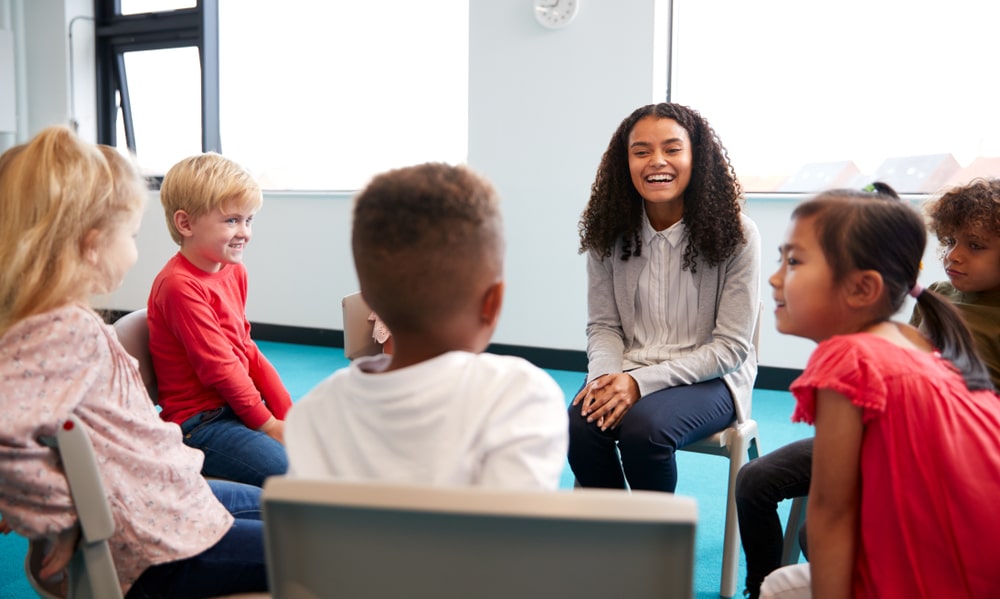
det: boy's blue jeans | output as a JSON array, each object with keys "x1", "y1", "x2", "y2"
[
  {"x1": 180, "y1": 406, "x2": 288, "y2": 487},
  {"x1": 125, "y1": 480, "x2": 268, "y2": 598}
]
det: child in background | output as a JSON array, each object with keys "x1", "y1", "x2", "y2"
[
  {"x1": 0, "y1": 127, "x2": 267, "y2": 598},
  {"x1": 286, "y1": 163, "x2": 568, "y2": 489},
  {"x1": 368, "y1": 310, "x2": 393, "y2": 354},
  {"x1": 148, "y1": 152, "x2": 291, "y2": 487},
  {"x1": 760, "y1": 189, "x2": 1000, "y2": 598},
  {"x1": 735, "y1": 438, "x2": 813, "y2": 599},
  {"x1": 734, "y1": 182, "x2": 897, "y2": 599},
  {"x1": 910, "y1": 177, "x2": 1000, "y2": 381}
]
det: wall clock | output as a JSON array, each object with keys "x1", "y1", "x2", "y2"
[{"x1": 534, "y1": 0, "x2": 579, "y2": 30}]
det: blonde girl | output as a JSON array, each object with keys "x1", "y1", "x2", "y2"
[{"x1": 0, "y1": 127, "x2": 268, "y2": 598}]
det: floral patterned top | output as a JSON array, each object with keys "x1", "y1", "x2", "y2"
[
  {"x1": 0, "y1": 305, "x2": 232, "y2": 594},
  {"x1": 368, "y1": 311, "x2": 392, "y2": 345}
]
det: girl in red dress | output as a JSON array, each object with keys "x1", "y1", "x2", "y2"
[{"x1": 761, "y1": 187, "x2": 1000, "y2": 599}]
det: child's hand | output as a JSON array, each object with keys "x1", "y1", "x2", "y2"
[
  {"x1": 258, "y1": 417, "x2": 285, "y2": 444},
  {"x1": 39, "y1": 524, "x2": 80, "y2": 581}
]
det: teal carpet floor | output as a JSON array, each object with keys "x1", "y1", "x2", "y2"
[{"x1": 0, "y1": 341, "x2": 812, "y2": 598}]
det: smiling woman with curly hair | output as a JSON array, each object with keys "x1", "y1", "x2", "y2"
[
  {"x1": 569, "y1": 102, "x2": 761, "y2": 494},
  {"x1": 580, "y1": 103, "x2": 745, "y2": 267}
]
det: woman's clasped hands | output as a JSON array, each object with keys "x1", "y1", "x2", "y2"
[{"x1": 572, "y1": 373, "x2": 641, "y2": 431}]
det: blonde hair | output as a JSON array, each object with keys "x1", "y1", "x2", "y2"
[
  {"x1": 159, "y1": 152, "x2": 262, "y2": 245},
  {"x1": 0, "y1": 126, "x2": 146, "y2": 337}
]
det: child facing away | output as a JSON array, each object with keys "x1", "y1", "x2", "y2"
[
  {"x1": 0, "y1": 127, "x2": 267, "y2": 597},
  {"x1": 148, "y1": 152, "x2": 291, "y2": 487},
  {"x1": 759, "y1": 189, "x2": 1000, "y2": 598},
  {"x1": 286, "y1": 163, "x2": 569, "y2": 489},
  {"x1": 910, "y1": 177, "x2": 1000, "y2": 381}
]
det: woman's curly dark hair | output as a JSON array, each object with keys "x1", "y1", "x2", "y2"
[
  {"x1": 578, "y1": 103, "x2": 744, "y2": 271},
  {"x1": 926, "y1": 177, "x2": 1000, "y2": 243}
]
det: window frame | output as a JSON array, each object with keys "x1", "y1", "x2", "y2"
[
  {"x1": 94, "y1": 0, "x2": 220, "y2": 162},
  {"x1": 93, "y1": 0, "x2": 470, "y2": 192}
]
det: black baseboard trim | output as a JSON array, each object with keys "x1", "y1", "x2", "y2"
[
  {"x1": 245, "y1": 321, "x2": 802, "y2": 391},
  {"x1": 102, "y1": 311, "x2": 348, "y2": 348},
  {"x1": 251, "y1": 322, "x2": 345, "y2": 348},
  {"x1": 754, "y1": 367, "x2": 801, "y2": 392},
  {"x1": 102, "y1": 309, "x2": 129, "y2": 324},
  {"x1": 103, "y1": 313, "x2": 801, "y2": 391},
  {"x1": 486, "y1": 343, "x2": 589, "y2": 372}
]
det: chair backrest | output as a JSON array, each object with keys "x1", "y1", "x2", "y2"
[
  {"x1": 112, "y1": 309, "x2": 157, "y2": 404},
  {"x1": 26, "y1": 414, "x2": 123, "y2": 599},
  {"x1": 753, "y1": 302, "x2": 763, "y2": 361},
  {"x1": 744, "y1": 301, "x2": 764, "y2": 418},
  {"x1": 341, "y1": 292, "x2": 381, "y2": 360},
  {"x1": 262, "y1": 477, "x2": 698, "y2": 599}
]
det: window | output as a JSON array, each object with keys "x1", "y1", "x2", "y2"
[
  {"x1": 95, "y1": 0, "x2": 469, "y2": 191},
  {"x1": 670, "y1": 0, "x2": 1000, "y2": 194},
  {"x1": 219, "y1": 1, "x2": 468, "y2": 191},
  {"x1": 118, "y1": 47, "x2": 202, "y2": 171},
  {"x1": 120, "y1": 0, "x2": 196, "y2": 15}
]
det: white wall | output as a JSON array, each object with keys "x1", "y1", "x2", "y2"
[
  {"x1": 8, "y1": 0, "x2": 948, "y2": 372},
  {"x1": 466, "y1": 1, "x2": 669, "y2": 350}
]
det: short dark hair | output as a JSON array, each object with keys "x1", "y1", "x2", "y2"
[{"x1": 352, "y1": 162, "x2": 503, "y2": 335}]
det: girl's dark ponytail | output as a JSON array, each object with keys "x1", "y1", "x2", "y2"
[
  {"x1": 803, "y1": 181, "x2": 994, "y2": 392},
  {"x1": 913, "y1": 286, "x2": 994, "y2": 391}
]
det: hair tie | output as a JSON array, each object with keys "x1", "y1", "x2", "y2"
[{"x1": 909, "y1": 283, "x2": 924, "y2": 298}]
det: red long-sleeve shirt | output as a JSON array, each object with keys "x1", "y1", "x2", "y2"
[{"x1": 148, "y1": 253, "x2": 291, "y2": 429}]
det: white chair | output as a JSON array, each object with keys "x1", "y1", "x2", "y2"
[
  {"x1": 262, "y1": 477, "x2": 698, "y2": 599},
  {"x1": 680, "y1": 421, "x2": 759, "y2": 598},
  {"x1": 677, "y1": 304, "x2": 763, "y2": 598},
  {"x1": 112, "y1": 309, "x2": 157, "y2": 404},
  {"x1": 22, "y1": 370, "x2": 267, "y2": 599},
  {"x1": 26, "y1": 414, "x2": 122, "y2": 599},
  {"x1": 341, "y1": 292, "x2": 381, "y2": 360}
]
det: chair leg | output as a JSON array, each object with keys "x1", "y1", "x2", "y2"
[
  {"x1": 717, "y1": 434, "x2": 750, "y2": 598},
  {"x1": 781, "y1": 496, "x2": 808, "y2": 566},
  {"x1": 719, "y1": 457, "x2": 742, "y2": 597},
  {"x1": 717, "y1": 426, "x2": 761, "y2": 599}
]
